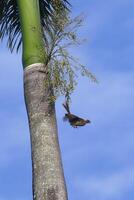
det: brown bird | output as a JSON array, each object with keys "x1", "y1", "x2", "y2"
[{"x1": 63, "y1": 102, "x2": 91, "y2": 128}]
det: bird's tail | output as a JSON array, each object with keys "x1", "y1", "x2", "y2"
[{"x1": 62, "y1": 102, "x2": 71, "y2": 114}]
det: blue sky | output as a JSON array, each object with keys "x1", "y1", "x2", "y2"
[{"x1": 0, "y1": 0, "x2": 134, "y2": 199}]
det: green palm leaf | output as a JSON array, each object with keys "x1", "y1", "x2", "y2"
[{"x1": 0, "y1": 0, "x2": 70, "y2": 52}]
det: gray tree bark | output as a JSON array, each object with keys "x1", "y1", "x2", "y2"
[{"x1": 24, "y1": 63, "x2": 68, "y2": 200}]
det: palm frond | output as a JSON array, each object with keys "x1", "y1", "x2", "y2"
[{"x1": 0, "y1": 0, "x2": 70, "y2": 52}]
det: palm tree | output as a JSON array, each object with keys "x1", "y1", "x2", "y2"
[{"x1": 0, "y1": 0, "x2": 70, "y2": 199}]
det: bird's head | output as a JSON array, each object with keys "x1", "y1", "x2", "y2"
[{"x1": 86, "y1": 119, "x2": 91, "y2": 123}]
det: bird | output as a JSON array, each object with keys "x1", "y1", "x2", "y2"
[{"x1": 62, "y1": 102, "x2": 91, "y2": 128}]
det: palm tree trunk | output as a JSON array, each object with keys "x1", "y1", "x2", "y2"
[
  {"x1": 24, "y1": 63, "x2": 68, "y2": 200},
  {"x1": 17, "y1": 0, "x2": 68, "y2": 199}
]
